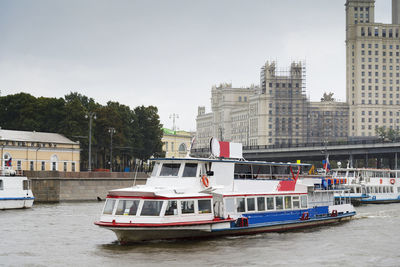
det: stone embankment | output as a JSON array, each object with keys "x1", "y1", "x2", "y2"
[{"x1": 24, "y1": 171, "x2": 149, "y2": 202}]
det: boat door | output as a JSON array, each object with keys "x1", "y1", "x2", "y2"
[{"x1": 212, "y1": 194, "x2": 224, "y2": 218}]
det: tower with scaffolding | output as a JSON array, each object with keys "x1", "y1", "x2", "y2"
[{"x1": 258, "y1": 61, "x2": 310, "y2": 146}]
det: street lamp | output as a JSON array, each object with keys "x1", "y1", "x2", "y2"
[
  {"x1": 85, "y1": 112, "x2": 96, "y2": 172},
  {"x1": 108, "y1": 127, "x2": 116, "y2": 172}
]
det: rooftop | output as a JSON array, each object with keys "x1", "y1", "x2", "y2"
[{"x1": 0, "y1": 129, "x2": 78, "y2": 145}]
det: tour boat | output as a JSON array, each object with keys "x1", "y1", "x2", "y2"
[
  {"x1": 95, "y1": 139, "x2": 356, "y2": 242},
  {"x1": 0, "y1": 168, "x2": 34, "y2": 209},
  {"x1": 331, "y1": 167, "x2": 400, "y2": 204}
]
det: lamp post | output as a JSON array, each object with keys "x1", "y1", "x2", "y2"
[
  {"x1": 108, "y1": 127, "x2": 116, "y2": 172},
  {"x1": 85, "y1": 112, "x2": 96, "y2": 172}
]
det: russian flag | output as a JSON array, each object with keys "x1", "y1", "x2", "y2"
[
  {"x1": 323, "y1": 158, "x2": 330, "y2": 172},
  {"x1": 6, "y1": 157, "x2": 12, "y2": 167}
]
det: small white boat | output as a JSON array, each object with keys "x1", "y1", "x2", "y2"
[
  {"x1": 0, "y1": 168, "x2": 34, "y2": 209},
  {"x1": 95, "y1": 139, "x2": 355, "y2": 242},
  {"x1": 331, "y1": 167, "x2": 400, "y2": 204}
]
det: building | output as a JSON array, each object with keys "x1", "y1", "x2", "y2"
[
  {"x1": 197, "y1": 62, "x2": 311, "y2": 148},
  {"x1": 309, "y1": 100, "x2": 349, "y2": 143},
  {"x1": 346, "y1": 0, "x2": 400, "y2": 137},
  {"x1": 162, "y1": 128, "x2": 193, "y2": 158},
  {"x1": 196, "y1": 61, "x2": 350, "y2": 148},
  {"x1": 0, "y1": 129, "x2": 80, "y2": 172}
]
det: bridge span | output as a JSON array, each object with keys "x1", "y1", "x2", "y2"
[{"x1": 192, "y1": 140, "x2": 400, "y2": 169}]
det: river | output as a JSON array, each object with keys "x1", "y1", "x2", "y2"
[{"x1": 0, "y1": 202, "x2": 399, "y2": 267}]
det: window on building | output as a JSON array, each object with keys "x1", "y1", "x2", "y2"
[{"x1": 41, "y1": 161, "x2": 45, "y2": 171}]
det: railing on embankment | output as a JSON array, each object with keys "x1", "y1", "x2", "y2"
[{"x1": 24, "y1": 171, "x2": 149, "y2": 203}]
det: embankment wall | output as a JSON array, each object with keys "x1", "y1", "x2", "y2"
[{"x1": 25, "y1": 171, "x2": 149, "y2": 202}]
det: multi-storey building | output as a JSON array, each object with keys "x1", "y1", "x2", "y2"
[
  {"x1": 196, "y1": 61, "x2": 316, "y2": 148},
  {"x1": 309, "y1": 101, "x2": 349, "y2": 143},
  {"x1": 346, "y1": 0, "x2": 400, "y2": 137}
]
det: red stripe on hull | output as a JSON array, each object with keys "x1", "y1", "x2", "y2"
[
  {"x1": 95, "y1": 218, "x2": 234, "y2": 228},
  {"x1": 107, "y1": 195, "x2": 213, "y2": 200}
]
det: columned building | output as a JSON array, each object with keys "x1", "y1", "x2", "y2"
[
  {"x1": 346, "y1": 0, "x2": 400, "y2": 137},
  {"x1": 0, "y1": 129, "x2": 80, "y2": 172}
]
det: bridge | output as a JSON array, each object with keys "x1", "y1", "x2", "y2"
[{"x1": 192, "y1": 139, "x2": 400, "y2": 169}]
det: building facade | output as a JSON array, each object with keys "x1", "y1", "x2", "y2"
[
  {"x1": 309, "y1": 101, "x2": 349, "y2": 143},
  {"x1": 196, "y1": 61, "x2": 350, "y2": 148},
  {"x1": 346, "y1": 0, "x2": 400, "y2": 137},
  {"x1": 0, "y1": 129, "x2": 80, "y2": 172},
  {"x1": 162, "y1": 128, "x2": 193, "y2": 158}
]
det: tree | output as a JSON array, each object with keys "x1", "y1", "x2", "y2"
[
  {"x1": 375, "y1": 126, "x2": 400, "y2": 141},
  {"x1": 132, "y1": 106, "x2": 164, "y2": 161}
]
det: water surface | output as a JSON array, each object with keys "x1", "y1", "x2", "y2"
[{"x1": 1, "y1": 202, "x2": 399, "y2": 266}]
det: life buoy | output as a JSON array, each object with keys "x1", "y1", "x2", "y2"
[
  {"x1": 331, "y1": 210, "x2": 338, "y2": 217},
  {"x1": 201, "y1": 175, "x2": 209, "y2": 187},
  {"x1": 390, "y1": 178, "x2": 395, "y2": 185}
]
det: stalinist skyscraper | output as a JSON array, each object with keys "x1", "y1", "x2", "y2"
[{"x1": 346, "y1": 0, "x2": 400, "y2": 137}]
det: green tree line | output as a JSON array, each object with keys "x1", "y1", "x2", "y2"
[{"x1": 0, "y1": 92, "x2": 164, "y2": 171}]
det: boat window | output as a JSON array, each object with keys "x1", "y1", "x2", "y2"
[
  {"x1": 252, "y1": 165, "x2": 272, "y2": 179},
  {"x1": 272, "y1": 166, "x2": 290, "y2": 176},
  {"x1": 165, "y1": 200, "x2": 178, "y2": 216},
  {"x1": 292, "y1": 196, "x2": 300, "y2": 209},
  {"x1": 182, "y1": 163, "x2": 198, "y2": 177},
  {"x1": 0, "y1": 180, "x2": 3, "y2": 190},
  {"x1": 366, "y1": 187, "x2": 370, "y2": 194},
  {"x1": 300, "y1": 195, "x2": 307, "y2": 208},
  {"x1": 275, "y1": 196, "x2": 283, "y2": 210},
  {"x1": 379, "y1": 187, "x2": 383, "y2": 193},
  {"x1": 383, "y1": 187, "x2": 387, "y2": 193},
  {"x1": 103, "y1": 199, "x2": 116, "y2": 215},
  {"x1": 225, "y1": 198, "x2": 235, "y2": 213},
  {"x1": 284, "y1": 196, "x2": 292, "y2": 209},
  {"x1": 151, "y1": 163, "x2": 160, "y2": 177},
  {"x1": 350, "y1": 187, "x2": 355, "y2": 193},
  {"x1": 234, "y1": 164, "x2": 252, "y2": 179},
  {"x1": 141, "y1": 200, "x2": 163, "y2": 216},
  {"x1": 181, "y1": 200, "x2": 195, "y2": 214},
  {"x1": 390, "y1": 187, "x2": 394, "y2": 193},
  {"x1": 236, "y1": 198, "x2": 245, "y2": 212},
  {"x1": 356, "y1": 187, "x2": 361, "y2": 193},
  {"x1": 116, "y1": 200, "x2": 140, "y2": 215},
  {"x1": 159, "y1": 163, "x2": 181, "y2": 177},
  {"x1": 257, "y1": 197, "x2": 265, "y2": 211},
  {"x1": 266, "y1": 197, "x2": 274, "y2": 210},
  {"x1": 247, "y1": 198, "x2": 255, "y2": 211},
  {"x1": 23, "y1": 180, "x2": 29, "y2": 190},
  {"x1": 198, "y1": 199, "x2": 212, "y2": 214}
]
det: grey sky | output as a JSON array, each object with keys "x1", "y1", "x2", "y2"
[{"x1": 0, "y1": 0, "x2": 392, "y2": 131}]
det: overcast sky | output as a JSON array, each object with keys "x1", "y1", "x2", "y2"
[{"x1": 0, "y1": 0, "x2": 392, "y2": 131}]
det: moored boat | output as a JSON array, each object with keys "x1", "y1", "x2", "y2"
[
  {"x1": 331, "y1": 167, "x2": 400, "y2": 204},
  {"x1": 95, "y1": 139, "x2": 356, "y2": 242},
  {"x1": 0, "y1": 168, "x2": 34, "y2": 209}
]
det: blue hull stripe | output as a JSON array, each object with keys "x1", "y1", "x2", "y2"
[
  {"x1": 212, "y1": 212, "x2": 356, "y2": 232},
  {"x1": 0, "y1": 197, "x2": 35, "y2": 200}
]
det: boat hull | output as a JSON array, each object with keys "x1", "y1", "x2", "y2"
[
  {"x1": 0, "y1": 198, "x2": 34, "y2": 210},
  {"x1": 98, "y1": 213, "x2": 355, "y2": 242}
]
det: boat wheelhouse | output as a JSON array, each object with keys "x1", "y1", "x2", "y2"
[
  {"x1": 332, "y1": 168, "x2": 400, "y2": 204},
  {"x1": 0, "y1": 169, "x2": 34, "y2": 209},
  {"x1": 95, "y1": 140, "x2": 355, "y2": 242}
]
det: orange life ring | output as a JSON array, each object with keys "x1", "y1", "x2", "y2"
[
  {"x1": 390, "y1": 178, "x2": 395, "y2": 185},
  {"x1": 201, "y1": 175, "x2": 209, "y2": 187}
]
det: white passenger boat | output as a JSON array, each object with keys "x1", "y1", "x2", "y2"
[
  {"x1": 95, "y1": 139, "x2": 356, "y2": 242},
  {"x1": 0, "y1": 168, "x2": 34, "y2": 209},
  {"x1": 331, "y1": 167, "x2": 400, "y2": 204}
]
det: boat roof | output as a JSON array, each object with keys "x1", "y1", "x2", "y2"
[{"x1": 152, "y1": 157, "x2": 311, "y2": 167}]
